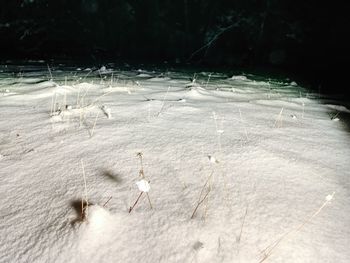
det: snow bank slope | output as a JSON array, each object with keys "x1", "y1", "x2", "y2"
[{"x1": 0, "y1": 68, "x2": 349, "y2": 263}]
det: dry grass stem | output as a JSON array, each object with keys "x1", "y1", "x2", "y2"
[
  {"x1": 191, "y1": 172, "x2": 213, "y2": 219},
  {"x1": 47, "y1": 64, "x2": 53, "y2": 80},
  {"x1": 157, "y1": 86, "x2": 171, "y2": 117},
  {"x1": 103, "y1": 196, "x2": 112, "y2": 207},
  {"x1": 237, "y1": 206, "x2": 248, "y2": 243},
  {"x1": 129, "y1": 192, "x2": 143, "y2": 213},
  {"x1": 274, "y1": 108, "x2": 284, "y2": 128},
  {"x1": 89, "y1": 111, "x2": 100, "y2": 137},
  {"x1": 259, "y1": 192, "x2": 335, "y2": 262},
  {"x1": 239, "y1": 108, "x2": 249, "y2": 140},
  {"x1": 80, "y1": 159, "x2": 89, "y2": 219},
  {"x1": 146, "y1": 193, "x2": 153, "y2": 209},
  {"x1": 129, "y1": 152, "x2": 153, "y2": 213},
  {"x1": 137, "y1": 152, "x2": 145, "y2": 178}
]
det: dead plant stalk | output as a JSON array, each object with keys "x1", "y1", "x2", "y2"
[{"x1": 191, "y1": 172, "x2": 213, "y2": 219}]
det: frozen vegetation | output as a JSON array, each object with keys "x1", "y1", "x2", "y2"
[{"x1": 0, "y1": 63, "x2": 349, "y2": 262}]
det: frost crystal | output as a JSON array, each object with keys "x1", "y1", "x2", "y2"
[
  {"x1": 136, "y1": 179, "x2": 150, "y2": 192},
  {"x1": 326, "y1": 193, "x2": 335, "y2": 201}
]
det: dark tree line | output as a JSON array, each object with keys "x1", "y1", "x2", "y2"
[{"x1": 0, "y1": 0, "x2": 348, "y2": 79}]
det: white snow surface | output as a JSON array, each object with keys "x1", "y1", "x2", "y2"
[{"x1": 0, "y1": 66, "x2": 350, "y2": 263}]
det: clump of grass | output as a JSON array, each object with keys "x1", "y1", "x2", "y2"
[{"x1": 49, "y1": 80, "x2": 113, "y2": 138}]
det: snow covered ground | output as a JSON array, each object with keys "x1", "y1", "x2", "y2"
[{"x1": 0, "y1": 64, "x2": 349, "y2": 263}]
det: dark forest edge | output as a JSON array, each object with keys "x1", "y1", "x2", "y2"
[{"x1": 0, "y1": 0, "x2": 348, "y2": 99}]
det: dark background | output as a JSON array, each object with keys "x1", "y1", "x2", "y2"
[{"x1": 0, "y1": 0, "x2": 349, "y2": 95}]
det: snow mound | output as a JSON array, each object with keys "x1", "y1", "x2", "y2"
[
  {"x1": 1, "y1": 66, "x2": 350, "y2": 263},
  {"x1": 185, "y1": 83, "x2": 205, "y2": 91},
  {"x1": 84, "y1": 205, "x2": 115, "y2": 231},
  {"x1": 185, "y1": 88, "x2": 209, "y2": 99},
  {"x1": 77, "y1": 205, "x2": 122, "y2": 261},
  {"x1": 231, "y1": 75, "x2": 248, "y2": 81},
  {"x1": 148, "y1": 77, "x2": 171, "y2": 81},
  {"x1": 74, "y1": 82, "x2": 98, "y2": 90},
  {"x1": 98, "y1": 66, "x2": 113, "y2": 74},
  {"x1": 137, "y1": 73, "x2": 152, "y2": 78},
  {"x1": 325, "y1": 104, "x2": 350, "y2": 113}
]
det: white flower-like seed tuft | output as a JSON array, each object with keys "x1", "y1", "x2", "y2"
[
  {"x1": 326, "y1": 192, "x2": 335, "y2": 202},
  {"x1": 136, "y1": 179, "x2": 151, "y2": 192}
]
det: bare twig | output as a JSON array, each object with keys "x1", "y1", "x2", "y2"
[
  {"x1": 188, "y1": 23, "x2": 238, "y2": 60},
  {"x1": 330, "y1": 111, "x2": 340, "y2": 120}
]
